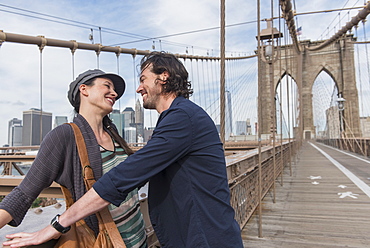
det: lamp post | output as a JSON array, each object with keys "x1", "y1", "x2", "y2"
[
  {"x1": 256, "y1": 19, "x2": 283, "y2": 150},
  {"x1": 337, "y1": 94, "x2": 346, "y2": 138},
  {"x1": 256, "y1": 18, "x2": 282, "y2": 237},
  {"x1": 256, "y1": 19, "x2": 282, "y2": 146},
  {"x1": 258, "y1": 19, "x2": 282, "y2": 64}
]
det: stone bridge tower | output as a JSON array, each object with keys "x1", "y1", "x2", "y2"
[{"x1": 259, "y1": 34, "x2": 361, "y2": 139}]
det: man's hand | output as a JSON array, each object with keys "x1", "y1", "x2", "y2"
[{"x1": 2, "y1": 225, "x2": 61, "y2": 248}]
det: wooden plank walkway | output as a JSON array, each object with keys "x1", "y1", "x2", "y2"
[{"x1": 241, "y1": 141, "x2": 370, "y2": 248}]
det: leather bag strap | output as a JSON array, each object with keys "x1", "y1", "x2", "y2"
[{"x1": 67, "y1": 123, "x2": 126, "y2": 248}]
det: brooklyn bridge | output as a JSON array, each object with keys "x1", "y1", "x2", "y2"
[{"x1": 1, "y1": 0, "x2": 370, "y2": 247}]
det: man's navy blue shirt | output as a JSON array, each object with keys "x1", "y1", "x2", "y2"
[{"x1": 94, "y1": 96, "x2": 243, "y2": 247}]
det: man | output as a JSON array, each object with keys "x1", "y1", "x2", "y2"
[{"x1": 4, "y1": 52, "x2": 243, "y2": 248}]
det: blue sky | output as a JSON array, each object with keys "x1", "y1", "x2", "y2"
[{"x1": 0, "y1": 0, "x2": 368, "y2": 145}]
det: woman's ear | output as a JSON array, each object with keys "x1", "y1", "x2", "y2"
[{"x1": 79, "y1": 84, "x2": 89, "y2": 97}]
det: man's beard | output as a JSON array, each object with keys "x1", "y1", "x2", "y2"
[{"x1": 143, "y1": 94, "x2": 160, "y2": 109}]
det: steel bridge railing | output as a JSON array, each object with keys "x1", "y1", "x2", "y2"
[
  {"x1": 0, "y1": 141, "x2": 296, "y2": 237},
  {"x1": 227, "y1": 141, "x2": 294, "y2": 229}
]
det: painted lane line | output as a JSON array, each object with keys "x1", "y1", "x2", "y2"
[
  {"x1": 317, "y1": 142, "x2": 370, "y2": 164},
  {"x1": 309, "y1": 142, "x2": 370, "y2": 198}
]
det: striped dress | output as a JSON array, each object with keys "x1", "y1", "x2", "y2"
[{"x1": 100, "y1": 141, "x2": 147, "y2": 248}]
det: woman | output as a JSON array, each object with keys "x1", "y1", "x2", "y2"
[{"x1": 0, "y1": 69, "x2": 147, "y2": 248}]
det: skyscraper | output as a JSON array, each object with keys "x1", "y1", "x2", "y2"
[
  {"x1": 225, "y1": 90, "x2": 233, "y2": 140},
  {"x1": 122, "y1": 107, "x2": 135, "y2": 141},
  {"x1": 8, "y1": 118, "x2": 22, "y2": 146},
  {"x1": 235, "y1": 121, "x2": 247, "y2": 135},
  {"x1": 235, "y1": 119, "x2": 252, "y2": 136},
  {"x1": 22, "y1": 108, "x2": 52, "y2": 146},
  {"x1": 109, "y1": 109, "x2": 125, "y2": 136},
  {"x1": 124, "y1": 127, "x2": 137, "y2": 144},
  {"x1": 122, "y1": 107, "x2": 135, "y2": 128},
  {"x1": 135, "y1": 99, "x2": 144, "y2": 142}
]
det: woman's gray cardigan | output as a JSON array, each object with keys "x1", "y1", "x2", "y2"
[{"x1": 0, "y1": 114, "x2": 113, "y2": 234}]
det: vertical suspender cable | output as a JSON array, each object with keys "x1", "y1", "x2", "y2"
[
  {"x1": 270, "y1": 0, "x2": 276, "y2": 205},
  {"x1": 71, "y1": 51, "x2": 75, "y2": 80},
  {"x1": 116, "y1": 51, "x2": 123, "y2": 134},
  {"x1": 220, "y1": 0, "x2": 226, "y2": 145},
  {"x1": 287, "y1": 43, "x2": 292, "y2": 176},
  {"x1": 283, "y1": 23, "x2": 291, "y2": 176},
  {"x1": 206, "y1": 59, "x2": 212, "y2": 117},
  {"x1": 201, "y1": 60, "x2": 207, "y2": 109},
  {"x1": 209, "y1": 59, "x2": 215, "y2": 120},
  {"x1": 99, "y1": 27, "x2": 103, "y2": 45},
  {"x1": 96, "y1": 44, "x2": 102, "y2": 69},
  {"x1": 132, "y1": 54, "x2": 139, "y2": 118},
  {"x1": 38, "y1": 36, "x2": 46, "y2": 145},
  {"x1": 196, "y1": 59, "x2": 202, "y2": 107},
  {"x1": 256, "y1": 0, "x2": 263, "y2": 238},
  {"x1": 190, "y1": 58, "x2": 195, "y2": 103},
  {"x1": 215, "y1": 60, "x2": 221, "y2": 125},
  {"x1": 39, "y1": 50, "x2": 43, "y2": 145},
  {"x1": 291, "y1": 55, "x2": 297, "y2": 162},
  {"x1": 71, "y1": 41, "x2": 78, "y2": 80},
  {"x1": 279, "y1": 2, "x2": 284, "y2": 186}
]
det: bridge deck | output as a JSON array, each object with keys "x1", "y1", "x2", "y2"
[{"x1": 242, "y1": 141, "x2": 370, "y2": 248}]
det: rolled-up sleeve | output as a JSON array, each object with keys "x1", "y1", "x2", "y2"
[{"x1": 93, "y1": 107, "x2": 193, "y2": 206}]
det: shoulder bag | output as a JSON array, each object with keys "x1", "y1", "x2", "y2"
[{"x1": 54, "y1": 122, "x2": 126, "y2": 248}]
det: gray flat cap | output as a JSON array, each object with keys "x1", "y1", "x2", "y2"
[{"x1": 68, "y1": 69, "x2": 126, "y2": 107}]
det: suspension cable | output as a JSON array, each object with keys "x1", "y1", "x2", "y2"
[
  {"x1": 307, "y1": 1, "x2": 370, "y2": 51},
  {"x1": 0, "y1": 30, "x2": 256, "y2": 61}
]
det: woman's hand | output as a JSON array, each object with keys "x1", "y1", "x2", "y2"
[
  {"x1": 0, "y1": 209, "x2": 13, "y2": 229},
  {"x1": 2, "y1": 225, "x2": 61, "y2": 248}
]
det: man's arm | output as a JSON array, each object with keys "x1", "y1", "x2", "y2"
[{"x1": 2, "y1": 188, "x2": 109, "y2": 248}]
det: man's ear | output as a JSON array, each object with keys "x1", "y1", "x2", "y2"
[{"x1": 161, "y1": 71, "x2": 170, "y2": 83}]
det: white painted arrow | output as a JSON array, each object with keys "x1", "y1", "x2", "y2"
[
  {"x1": 338, "y1": 192, "x2": 359, "y2": 199},
  {"x1": 308, "y1": 176, "x2": 322, "y2": 180}
]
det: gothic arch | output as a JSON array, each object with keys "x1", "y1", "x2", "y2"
[
  {"x1": 258, "y1": 35, "x2": 361, "y2": 138},
  {"x1": 275, "y1": 69, "x2": 297, "y2": 93},
  {"x1": 309, "y1": 66, "x2": 339, "y2": 94}
]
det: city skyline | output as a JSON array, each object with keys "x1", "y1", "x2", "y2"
[{"x1": 3, "y1": 104, "x2": 148, "y2": 147}]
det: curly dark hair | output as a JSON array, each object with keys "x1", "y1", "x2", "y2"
[{"x1": 140, "y1": 51, "x2": 193, "y2": 99}]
